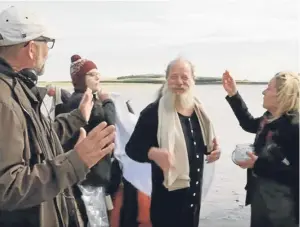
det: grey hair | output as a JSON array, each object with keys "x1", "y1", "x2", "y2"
[
  {"x1": 156, "y1": 57, "x2": 195, "y2": 101},
  {"x1": 165, "y1": 57, "x2": 195, "y2": 79}
]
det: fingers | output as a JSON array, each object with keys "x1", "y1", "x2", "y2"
[
  {"x1": 212, "y1": 138, "x2": 219, "y2": 149},
  {"x1": 76, "y1": 128, "x2": 86, "y2": 145},
  {"x1": 210, "y1": 150, "x2": 220, "y2": 155},
  {"x1": 236, "y1": 161, "x2": 248, "y2": 169},
  {"x1": 96, "y1": 128, "x2": 116, "y2": 149},
  {"x1": 246, "y1": 152, "x2": 258, "y2": 161},
  {"x1": 206, "y1": 149, "x2": 220, "y2": 163},
  {"x1": 88, "y1": 121, "x2": 108, "y2": 138},
  {"x1": 222, "y1": 70, "x2": 233, "y2": 81},
  {"x1": 206, "y1": 154, "x2": 216, "y2": 163},
  {"x1": 88, "y1": 143, "x2": 115, "y2": 164},
  {"x1": 100, "y1": 143, "x2": 115, "y2": 157}
]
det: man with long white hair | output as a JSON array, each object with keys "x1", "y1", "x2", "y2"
[{"x1": 125, "y1": 58, "x2": 221, "y2": 227}]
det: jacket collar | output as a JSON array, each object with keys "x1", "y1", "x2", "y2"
[{"x1": 0, "y1": 57, "x2": 41, "y2": 104}]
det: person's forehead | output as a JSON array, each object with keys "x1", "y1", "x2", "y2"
[
  {"x1": 169, "y1": 60, "x2": 191, "y2": 73},
  {"x1": 268, "y1": 78, "x2": 276, "y2": 88},
  {"x1": 87, "y1": 68, "x2": 98, "y2": 73}
]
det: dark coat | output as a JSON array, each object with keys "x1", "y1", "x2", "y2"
[
  {"x1": 0, "y1": 58, "x2": 88, "y2": 227},
  {"x1": 125, "y1": 100, "x2": 207, "y2": 227},
  {"x1": 226, "y1": 92, "x2": 299, "y2": 226}
]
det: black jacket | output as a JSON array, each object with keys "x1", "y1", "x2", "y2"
[
  {"x1": 54, "y1": 89, "x2": 71, "y2": 116},
  {"x1": 61, "y1": 91, "x2": 116, "y2": 187},
  {"x1": 226, "y1": 92, "x2": 299, "y2": 223}
]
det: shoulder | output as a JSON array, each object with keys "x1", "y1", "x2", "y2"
[
  {"x1": 0, "y1": 77, "x2": 25, "y2": 129},
  {"x1": 61, "y1": 89, "x2": 71, "y2": 101},
  {"x1": 66, "y1": 92, "x2": 83, "y2": 109},
  {"x1": 286, "y1": 111, "x2": 299, "y2": 134},
  {"x1": 275, "y1": 111, "x2": 299, "y2": 143},
  {"x1": 140, "y1": 100, "x2": 159, "y2": 117},
  {"x1": 0, "y1": 75, "x2": 21, "y2": 108}
]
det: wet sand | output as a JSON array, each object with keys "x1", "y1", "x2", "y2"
[
  {"x1": 43, "y1": 84, "x2": 262, "y2": 227},
  {"x1": 199, "y1": 147, "x2": 250, "y2": 227}
]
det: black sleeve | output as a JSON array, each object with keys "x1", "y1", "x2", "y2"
[
  {"x1": 125, "y1": 102, "x2": 159, "y2": 163},
  {"x1": 82, "y1": 99, "x2": 116, "y2": 187},
  {"x1": 60, "y1": 89, "x2": 71, "y2": 104},
  {"x1": 106, "y1": 159, "x2": 122, "y2": 197},
  {"x1": 102, "y1": 99, "x2": 116, "y2": 126},
  {"x1": 226, "y1": 92, "x2": 261, "y2": 133}
]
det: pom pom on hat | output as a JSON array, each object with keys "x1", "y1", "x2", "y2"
[
  {"x1": 70, "y1": 54, "x2": 98, "y2": 91},
  {"x1": 71, "y1": 54, "x2": 81, "y2": 63}
]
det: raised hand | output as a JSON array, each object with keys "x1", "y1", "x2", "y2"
[
  {"x1": 97, "y1": 89, "x2": 110, "y2": 101},
  {"x1": 222, "y1": 70, "x2": 238, "y2": 97},
  {"x1": 74, "y1": 121, "x2": 116, "y2": 168},
  {"x1": 78, "y1": 88, "x2": 94, "y2": 122}
]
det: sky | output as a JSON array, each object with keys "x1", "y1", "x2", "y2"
[{"x1": 0, "y1": 0, "x2": 299, "y2": 81}]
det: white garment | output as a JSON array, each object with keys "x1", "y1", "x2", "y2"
[
  {"x1": 41, "y1": 86, "x2": 63, "y2": 120},
  {"x1": 110, "y1": 93, "x2": 214, "y2": 200},
  {"x1": 79, "y1": 185, "x2": 109, "y2": 227},
  {"x1": 110, "y1": 92, "x2": 152, "y2": 196}
]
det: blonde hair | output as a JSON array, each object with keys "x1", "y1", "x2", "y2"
[{"x1": 274, "y1": 71, "x2": 299, "y2": 116}]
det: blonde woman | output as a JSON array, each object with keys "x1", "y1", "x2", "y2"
[{"x1": 222, "y1": 71, "x2": 299, "y2": 227}]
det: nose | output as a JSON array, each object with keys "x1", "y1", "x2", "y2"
[
  {"x1": 96, "y1": 74, "x2": 101, "y2": 81},
  {"x1": 176, "y1": 77, "x2": 183, "y2": 86},
  {"x1": 262, "y1": 90, "x2": 266, "y2": 95}
]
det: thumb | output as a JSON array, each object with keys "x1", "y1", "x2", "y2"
[
  {"x1": 212, "y1": 138, "x2": 218, "y2": 149},
  {"x1": 76, "y1": 127, "x2": 87, "y2": 145},
  {"x1": 80, "y1": 88, "x2": 93, "y2": 105}
]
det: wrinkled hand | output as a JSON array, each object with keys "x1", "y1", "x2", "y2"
[
  {"x1": 79, "y1": 88, "x2": 94, "y2": 122},
  {"x1": 148, "y1": 147, "x2": 174, "y2": 172},
  {"x1": 74, "y1": 122, "x2": 116, "y2": 168},
  {"x1": 222, "y1": 70, "x2": 238, "y2": 97},
  {"x1": 206, "y1": 138, "x2": 221, "y2": 163},
  {"x1": 237, "y1": 152, "x2": 258, "y2": 169}
]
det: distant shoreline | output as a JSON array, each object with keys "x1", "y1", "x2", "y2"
[{"x1": 38, "y1": 80, "x2": 267, "y2": 86}]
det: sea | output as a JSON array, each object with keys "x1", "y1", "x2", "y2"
[{"x1": 42, "y1": 83, "x2": 267, "y2": 227}]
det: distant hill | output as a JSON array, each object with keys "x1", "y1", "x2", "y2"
[
  {"x1": 112, "y1": 74, "x2": 266, "y2": 84},
  {"x1": 39, "y1": 74, "x2": 267, "y2": 85}
]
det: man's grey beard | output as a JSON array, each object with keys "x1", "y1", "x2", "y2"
[
  {"x1": 162, "y1": 84, "x2": 195, "y2": 109},
  {"x1": 35, "y1": 64, "x2": 45, "y2": 76}
]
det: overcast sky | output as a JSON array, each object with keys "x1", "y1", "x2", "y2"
[{"x1": 0, "y1": 0, "x2": 298, "y2": 81}]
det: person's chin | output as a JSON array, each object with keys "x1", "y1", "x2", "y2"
[{"x1": 173, "y1": 90, "x2": 185, "y2": 95}]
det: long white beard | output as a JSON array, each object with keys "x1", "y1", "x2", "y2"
[{"x1": 162, "y1": 84, "x2": 195, "y2": 109}]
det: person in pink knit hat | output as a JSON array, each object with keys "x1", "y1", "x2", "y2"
[
  {"x1": 61, "y1": 54, "x2": 120, "y2": 227},
  {"x1": 70, "y1": 54, "x2": 101, "y2": 93}
]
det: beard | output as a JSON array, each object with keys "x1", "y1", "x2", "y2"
[
  {"x1": 162, "y1": 83, "x2": 195, "y2": 109},
  {"x1": 35, "y1": 64, "x2": 45, "y2": 76},
  {"x1": 34, "y1": 48, "x2": 47, "y2": 76}
]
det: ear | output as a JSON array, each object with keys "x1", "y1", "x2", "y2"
[{"x1": 27, "y1": 41, "x2": 36, "y2": 60}]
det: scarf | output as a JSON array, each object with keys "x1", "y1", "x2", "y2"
[{"x1": 157, "y1": 95, "x2": 216, "y2": 191}]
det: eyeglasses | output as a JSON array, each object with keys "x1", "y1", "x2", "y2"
[
  {"x1": 34, "y1": 37, "x2": 55, "y2": 49},
  {"x1": 86, "y1": 72, "x2": 100, "y2": 77},
  {"x1": 24, "y1": 36, "x2": 55, "y2": 49}
]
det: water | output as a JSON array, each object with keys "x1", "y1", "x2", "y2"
[{"x1": 44, "y1": 84, "x2": 267, "y2": 226}]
